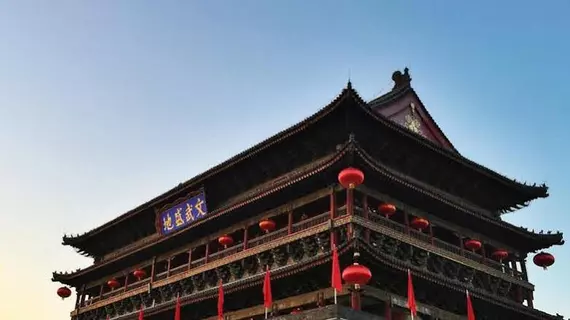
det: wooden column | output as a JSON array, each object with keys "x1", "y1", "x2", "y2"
[
  {"x1": 287, "y1": 211, "x2": 293, "y2": 235},
  {"x1": 528, "y1": 290, "x2": 534, "y2": 308},
  {"x1": 166, "y1": 257, "x2": 172, "y2": 277},
  {"x1": 205, "y1": 242, "x2": 210, "y2": 263},
  {"x1": 187, "y1": 249, "x2": 193, "y2": 271},
  {"x1": 330, "y1": 188, "x2": 337, "y2": 248},
  {"x1": 480, "y1": 243, "x2": 487, "y2": 265},
  {"x1": 458, "y1": 234, "x2": 465, "y2": 256},
  {"x1": 75, "y1": 285, "x2": 83, "y2": 309},
  {"x1": 384, "y1": 299, "x2": 392, "y2": 320},
  {"x1": 428, "y1": 223, "x2": 434, "y2": 245},
  {"x1": 362, "y1": 194, "x2": 370, "y2": 243},
  {"x1": 79, "y1": 285, "x2": 86, "y2": 307},
  {"x1": 123, "y1": 273, "x2": 129, "y2": 292},
  {"x1": 520, "y1": 258, "x2": 529, "y2": 281},
  {"x1": 243, "y1": 226, "x2": 249, "y2": 250},
  {"x1": 403, "y1": 212, "x2": 410, "y2": 235},
  {"x1": 150, "y1": 256, "x2": 156, "y2": 283},
  {"x1": 350, "y1": 288, "x2": 361, "y2": 311},
  {"x1": 347, "y1": 187, "x2": 354, "y2": 238}
]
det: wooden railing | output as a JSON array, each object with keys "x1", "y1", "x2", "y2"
[
  {"x1": 80, "y1": 209, "x2": 338, "y2": 308},
  {"x1": 354, "y1": 207, "x2": 525, "y2": 281}
]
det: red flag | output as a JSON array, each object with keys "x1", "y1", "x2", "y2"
[
  {"x1": 263, "y1": 267, "x2": 273, "y2": 308},
  {"x1": 174, "y1": 295, "x2": 181, "y2": 320},
  {"x1": 407, "y1": 269, "x2": 417, "y2": 317},
  {"x1": 218, "y1": 280, "x2": 224, "y2": 320},
  {"x1": 331, "y1": 246, "x2": 342, "y2": 293},
  {"x1": 466, "y1": 290, "x2": 476, "y2": 320},
  {"x1": 138, "y1": 304, "x2": 144, "y2": 320}
]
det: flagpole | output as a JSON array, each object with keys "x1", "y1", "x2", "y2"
[
  {"x1": 334, "y1": 288, "x2": 337, "y2": 305},
  {"x1": 265, "y1": 307, "x2": 268, "y2": 319}
]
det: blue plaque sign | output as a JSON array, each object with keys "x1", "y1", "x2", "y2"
[{"x1": 158, "y1": 192, "x2": 208, "y2": 235}]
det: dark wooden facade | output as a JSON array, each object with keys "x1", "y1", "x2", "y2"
[{"x1": 53, "y1": 69, "x2": 564, "y2": 320}]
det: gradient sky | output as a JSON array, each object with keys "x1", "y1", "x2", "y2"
[{"x1": 0, "y1": 1, "x2": 568, "y2": 319}]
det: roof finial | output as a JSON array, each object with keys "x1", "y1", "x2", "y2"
[
  {"x1": 347, "y1": 68, "x2": 352, "y2": 89},
  {"x1": 391, "y1": 67, "x2": 412, "y2": 90}
]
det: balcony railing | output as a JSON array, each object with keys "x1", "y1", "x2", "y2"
[{"x1": 354, "y1": 206, "x2": 524, "y2": 279}]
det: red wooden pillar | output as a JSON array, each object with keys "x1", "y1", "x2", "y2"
[
  {"x1": 150, "y1": 256, "x2": 156, "y2": 283},
  {"x1": 187, "y1": 249, "x2": 193, "y2": 270},
  {"x1": 350, "y1": 288, "x2": 361, "y2": 311},
  {"x1": 205, "y1": 242, "x2": 210, "y2": 263},
  {"x1": 243, "y1": 226, "x2": 249, "y2": 250},
  {"x1": 363, "y1": 194, "x2": 370, "y2": 243},
  {"x1": 384, "y1": 299, "x2": 392, "y2": 320},
  {"x1": 330, "y1": 188, "x2": 337, "y2": 248},
  {"x1": 287, "y1": 211, "x2": 293, "y2": 235}
]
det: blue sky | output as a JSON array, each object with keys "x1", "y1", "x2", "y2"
[{"x1": 0, "y1": 1, "x2": 568, "y2": 319}]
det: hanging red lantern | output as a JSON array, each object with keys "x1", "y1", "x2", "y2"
[
  {"x1": 338, "y1": 167, "x2": 364, "y2": 189},
  {"x1": 133, "y1": 269, "x2": 146, "y2": 281},
  {"x1": 491, "y1": 249, "x2": 509, "y2": 262},
  {"x1": 533, "y1": 252, "x2": 555, "y2": 270},
  {"x1": 410, "y1": 217, "x2": 429, "y2": 230},
  {"x1": 259, "y1": 219, "x2": 276, "y2": 233},
  {"x1": 464, "y1": 239, "x2": 482, "y2": 251},
  {"x1": 57, "y1": 287, "x2": 72, "y2": 300},
  {"x1": 342, "y1": 263, "x2": 372, "y2": 286},
  {"x1": 107, "y1": 279, "x2": 120, "y2": 290},
  {"x1": 378, "y1": 203, "x2": 396, "y2": 218},
  {"x1": 218, "y1": 235, "x2": 234, "y2": 248}
]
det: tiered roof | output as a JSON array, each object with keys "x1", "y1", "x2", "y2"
[{"x1": 54, "y1": 69, "x2": 561, "y2": 282}]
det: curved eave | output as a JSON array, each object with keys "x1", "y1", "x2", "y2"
[
  {"x1": 60, "y1": 83, "x2": 367, "y2": 250},
  {"x1": 52, "y1": 137, "x2": 358, "y2": 285},
  {"x1": 367, "y1": 85, "x2": 548, "y2": 211},
  {"x1": 351, "y1": 139, "x2": 563, "y2": 251}
]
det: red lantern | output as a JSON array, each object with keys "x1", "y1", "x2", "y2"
[
  {"x1": 410, "y1": 217, "x2": 429, "y2": 230},
  {"x1": 259, "y1": 219, "x2": 276, "y2": 233},
  {"x1": 533, "y1": 252, "x2": 555, "y2": 270},
  {"x1": 57, "y1": 287, "x2": 71, "y2": 300},
  {"x1": 218, "y1": 235, "x2": 234, "y2": 248},
  {"x1": 338, "y1": 167, "x2": 364, "y2": 189},
  {"x1": 133, "y1": 269, "x2": 146, "y2": 281},
  {"x1": 342, "y1": 263, "x2": 372, "y2": 286},
  {"x1": 491, "y1": 249, "x2": 509, "y2": 262},
  {"x1": 378, "y1": 203, "x2": 396, "y2": 218},
  {"x1": 107, "y1": 279, "x2": 120, "y2": 290},
  {"x1": 464, "y1": 239, "x2": 482, "y2": 251}
]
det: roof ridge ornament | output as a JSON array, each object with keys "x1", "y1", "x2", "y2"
[{"x1": 391, "y1": 67, "x2": 412, "y2": 90}]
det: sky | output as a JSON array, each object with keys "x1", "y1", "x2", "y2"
[{"x1": 0, "y1": 1, "x2": 568, "y2": 319}]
